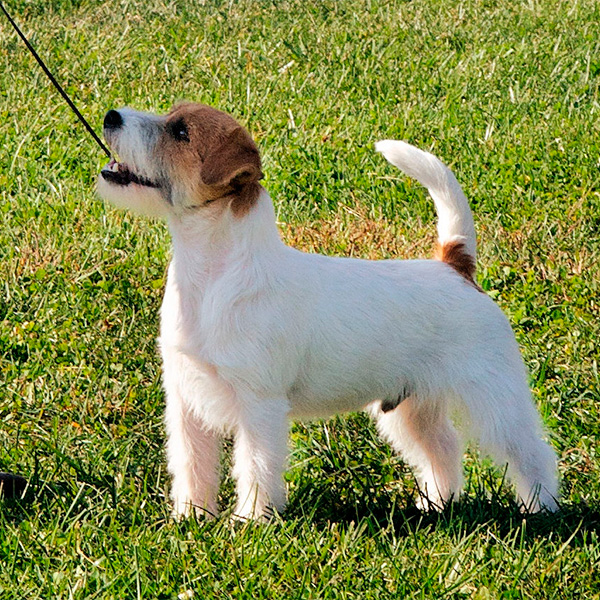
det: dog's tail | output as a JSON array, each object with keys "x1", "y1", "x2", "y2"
[{"x1": 375, "y1": 140, "x2": 477, "y2": 282}]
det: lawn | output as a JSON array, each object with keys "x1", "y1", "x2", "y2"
[{"x1": 1, "y1": 0, "x2": 599, "y2": 597}]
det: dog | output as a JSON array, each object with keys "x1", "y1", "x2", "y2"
[{"x1": 97, "y1": 102, "x2": 559, "y2": 520}]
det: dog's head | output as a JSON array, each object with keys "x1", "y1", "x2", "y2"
[{"x1": 97, "y1": 102, "x2": 263, "y2": 218}]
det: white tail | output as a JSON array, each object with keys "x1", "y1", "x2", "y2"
[{"x1": 376, "y1": 140, "x2": 477, "y2": 264}]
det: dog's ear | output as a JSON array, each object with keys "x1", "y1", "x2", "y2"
[{"x1": 200, "y1": 127, "x2": 263, "y2": 188}]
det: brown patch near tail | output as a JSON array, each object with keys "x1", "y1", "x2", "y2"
[{"x1": 435, "y1": 241, "x2": 482, "y2": 290}]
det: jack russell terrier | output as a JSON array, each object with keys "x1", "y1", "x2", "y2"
[{"x1": 97, "y1": 102, "x2": 559, "y2": 520}]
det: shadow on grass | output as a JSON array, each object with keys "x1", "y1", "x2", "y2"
[
  {"x1": 0, "y1": 459, "x2": 156, "y2": 530},
  {"x1": 0, "y1": 471, "x2": 107, "y2": 526},
  {"x1": 3, "y1": 455, "x2": 598, "y2": 550},
  {"x1": 285, "y1": 470, "x2": 600, "y2": 545},
  {"x1": 3, "y1": 468, "x2": 599, "y2": 557}
]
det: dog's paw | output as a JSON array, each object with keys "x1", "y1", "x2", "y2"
[
  {"x1": 230, "y1": 502, "x2": 282, "y2": 524},
  {"x1": 414, "y1": 490, "x2": 455, "y2": 513},
  {"x1": 519, "y1": 493, "x2": 560, "y2": 514},
  {"x1": 415, "y1": 495, "x2": 442, "y2": 512},
  {"x1": 171, "y1": 497, "x2": 218, "y2": 521}
]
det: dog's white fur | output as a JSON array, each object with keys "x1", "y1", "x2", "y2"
[{"x1": 97, "y1": 103, "x2": 559, "y2": 519}]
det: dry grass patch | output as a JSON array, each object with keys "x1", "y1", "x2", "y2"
[{"x1": 280, "y1": 204, "x2": 436, "y2": 260}]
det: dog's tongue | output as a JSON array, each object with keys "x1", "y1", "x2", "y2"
[
  {"x1": 101, "y1": 158, "x2": 133, "y2": 186},
  {"x1": 104, "y1": 158, "x2": 120, "y2": 173},
  {"x1": 100, "y1": 159, "x2": 161, "y2": 188}
]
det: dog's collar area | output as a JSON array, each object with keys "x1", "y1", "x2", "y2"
[
  {"x1": 101, "y1": 159, "x2": 161, "y2": 189},
  {"x1": 185, "y1": 192, "x2": 232, "y2": 211},
  {"x1": 188, "y1": 186, "x2": 256, "y2": 211}
]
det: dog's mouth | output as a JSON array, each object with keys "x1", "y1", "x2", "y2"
[{"x1": 101, "y1": 159, "x2": 161, "y2": 189}]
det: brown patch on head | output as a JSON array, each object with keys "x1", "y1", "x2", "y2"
[
  {"x1": 435, "y1": 241, "x2": 482, "y2": 290},
  {"x1": 200, "y1": 126, "x2": 261, "y2": 187},
  {"x1": 200, "y1": 125, "x2": 263, "y2": 217},
  {"x1": 159, "y1": 102, "x2": 263, "y2": 215}
]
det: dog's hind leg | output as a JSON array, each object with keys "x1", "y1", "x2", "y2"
[
  {"x1": 232, "y1": 399, "x2": 289, "y2": 521},
  {"x1": 372, "y1": 396, "x2": 463, "y2": 510},
  {"x1": 458, "y1": 377, "x2": 559, "y2": 512},
  {"x1": 503, "y1": 432, "x2": 559, "y2": 512}
]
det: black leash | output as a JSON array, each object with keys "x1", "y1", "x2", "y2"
[{"x1": 0, "y1": 1, "x2": 111, "y2": 157}]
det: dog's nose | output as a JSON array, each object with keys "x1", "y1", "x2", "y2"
[{"x1": 104, "y1": 109, "x2": 123, "y2": 130}]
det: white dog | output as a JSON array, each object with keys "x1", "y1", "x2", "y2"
[{"x1": 97, "y1": 102, "x2": 559, "y2": 520}]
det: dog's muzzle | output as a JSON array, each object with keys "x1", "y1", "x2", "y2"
[{"x1": 100, "y1": 109, "x2": 161, "y2": 189}]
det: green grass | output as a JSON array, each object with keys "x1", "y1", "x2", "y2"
[{"x1": 1, "y1": 0, "x2": 599, "y2": 597}]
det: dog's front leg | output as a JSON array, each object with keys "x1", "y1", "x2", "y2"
[
  {"x1": 164, "y1": 389, "x2": 222, "y2": 520},
  {"x1": 231, "y1": 400, "x2": 289, "y2": 521}
]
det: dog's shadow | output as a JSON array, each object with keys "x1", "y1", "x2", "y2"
[
  {"x1": 3, "y1": 468, "x2": 598, "y2": 548},
  {"x1": 284, "y1": 472, "x2": 600, "y2": 544},
  {"x1": 281, "y1": 416, "x2": 596, "y2": 543}
]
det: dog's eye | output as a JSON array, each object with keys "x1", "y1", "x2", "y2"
[{"x1": 169, "y1": 119, "x2": 190, "y2": 142}]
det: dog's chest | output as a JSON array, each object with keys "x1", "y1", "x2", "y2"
[{"x1": 159, "y1": 265, "x2": 246, "y2": 361}]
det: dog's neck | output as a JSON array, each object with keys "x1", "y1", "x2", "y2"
[{"x1": 166, "y1": 187, "x2": 283, "y2": 288}]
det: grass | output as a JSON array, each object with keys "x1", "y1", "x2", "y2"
[{"x1": 0, "y1": 0, "x2": 599, "y2": 597}]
